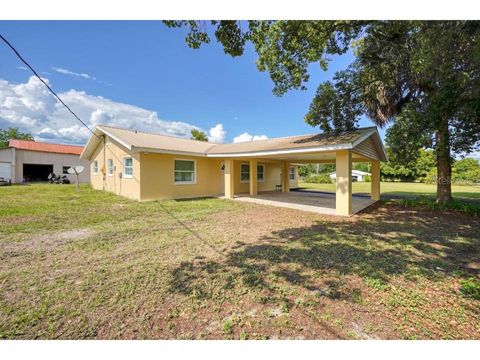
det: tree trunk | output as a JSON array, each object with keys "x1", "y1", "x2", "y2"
[{"x1": 436, "y1": 119, "x2": 452, "y2": 203}]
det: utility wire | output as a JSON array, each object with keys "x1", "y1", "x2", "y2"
[{"x1": 0, "y1": 33, "x2": 99, "y2": 138}]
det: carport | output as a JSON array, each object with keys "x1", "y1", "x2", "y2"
[
  {"x1": 234, "y1": 191, "x2": 375, "y2": 216},
  {"x1": 211, "y1": 127, "x2": 387, "y2": 216}
]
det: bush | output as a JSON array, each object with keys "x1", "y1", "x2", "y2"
[
  {"x1": 364, "y1": 174, "x2": 371, "y2": 182},
  {"x1": 460, "y1": 277, "x2": 480, "y2": 300},
  {"x1": 400, "y1": 196, "x2": 480, "y2": 217},
  {"x1": 305, "y1": 174, "x2": 333, "y2": 184}
]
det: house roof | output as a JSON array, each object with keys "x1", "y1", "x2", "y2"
[
  {"x1": 80, "y1": 124, "x2": 387, "y2": 162},
  {"x1": 206, "y1": 127, "x2": 375, "y2": 156},
  {"x1": 8, "y1": 139, "x2": 84, "y2": 155}
]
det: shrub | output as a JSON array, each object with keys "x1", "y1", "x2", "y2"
[
  {"x1": 305, "y1": 174, "x2": 333, "y2": 184},
  {"x1": 400, "y1": 196, "x2": 480, "y2": 217},
  {"x1": 460, "y1": 277, "x2": 480, "y2": 300},
  {"x1": 364, "y1": 174, "x2": 371, "y2": 182}
]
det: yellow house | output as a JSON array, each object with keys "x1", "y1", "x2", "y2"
[{"x1": 80, "y1": 125, "x2": 387, "y2": 216}]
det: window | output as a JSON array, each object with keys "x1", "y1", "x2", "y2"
[
  {"x1": 241, "y1": 164, "x2": 264, "y2": 182},
  {"x1": 63, "y1": 166, "x2": 71, "y2": 175},
  {"x1": 93, "y1": 160, "x2": 98, "y2": 175},
  {"x1": 240, "y1": 164, "x2": 250, "y2": 182},
  {"x1": 174, "y1": 159, "x2": 196, "y2": 184},
  {"x1": 257, "y1": 164, "x2": 265, "y2": 182},
  {"x1": 289, "y1": 167, "x2": 296, "y2": 180},
  {"x1": 107, "y1": 159, "x2": 114, "y2": 176},
  {"x1": 123, "y1": 157, "x2": 133, "y2": 178}
]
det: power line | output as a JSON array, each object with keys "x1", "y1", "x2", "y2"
[{"x1": 0, "y1": 33, "x2": 99, "y2": 138}]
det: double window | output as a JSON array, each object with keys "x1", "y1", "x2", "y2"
[
  {"x1": 289, "y1": 167, "x2": 296, "y2": 180},
  {"x1": 107, "y1": 159, "x2": 114, "y2": 176},
  {"x1": 123, "y1": 157, "x2": 133, "y2": 178},
  {"x1": 240, "y1": 164, "x2": 250, "y2": 182},
  {"x1": 174, "y1": 159, "x2": 196, "y2": 184},
  {"x1": 93, "y1": 160, "x2": 98, "y2": 175},
  {"x1": 240, "y1": 164, "x2": 265, "y2": 182}
]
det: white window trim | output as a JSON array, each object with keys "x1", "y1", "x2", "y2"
[
  {"x1": 174, "y1": 158, "x2": 197, "y2": 185},
  {"x1": 123, "y1": 156, "x2": 133, "y2": 179},
  {"x1": 107, "y1": 159, "x2": 114, "y2": 177},
  {"x1": 93, "y1": 160, "x2": 98, "y2": 175},
  {"x1": 240, "y1": 163, "x2": 250, "y2": 183},
  {"x1": 289, "y1": 166, "x2": 296, "y2": 180},
  {"x1": 257, "y1": 164, "x2": 265, "y2": 183}
]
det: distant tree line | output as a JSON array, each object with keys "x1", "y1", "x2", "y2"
[{"x1": 299, "y1": 149, "x2": 480, "y2": 185}]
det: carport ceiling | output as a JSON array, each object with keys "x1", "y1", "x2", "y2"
[{"x1": 260, "y1": 151, "x2": 371, "y2": 162}]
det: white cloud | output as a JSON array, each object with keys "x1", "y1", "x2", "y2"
[
  {"x1": 0, "y1": 76, "x2": 206, "y2": 145},
  {"x1": 208, "y1": 123, "x2": 226, "y2": 144},
  {"x1": 233, "y1": 132, "x2": 268, "y2": 143},
  {"x1": 17, "y1": 65, "x2": 28, "y2": 71},
  {"x1": 52, "y1": 67, "x2": 96, "y2": 81}
]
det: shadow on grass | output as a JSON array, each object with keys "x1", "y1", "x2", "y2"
[{"x1": 166, "y1": 201, "x2": 479, "y2": 305}]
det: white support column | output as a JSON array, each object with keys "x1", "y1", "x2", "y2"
[
  {"x1": 371, "y1": 159, "x2": 381, "y2": 201},
  {"x1": 249, "y1": 159, "x2": 258, "y2": 196},
  {"x1": 335, "y1": 150, "x2": 352, "y2": 216},
  {"x1": 224, "y1": 159, "x2": 235, "y2": 199},
  {"x1": 282, "y1": 161, "x2": 290, "y2": 192}
]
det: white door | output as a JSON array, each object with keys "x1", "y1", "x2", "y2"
[{"x1": 0, "y1": 162, "x2": 11, "y2": 181}]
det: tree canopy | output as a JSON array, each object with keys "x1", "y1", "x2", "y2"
[
  {"x1": 0, "y1": 127, "x2": 34, "y2": 148},
  {"x1": 166, "y1": 20, "x2": 480, "y2": 202},
  {"x1": 190, "y1": 129, "x2": 208, "y2": 142}
]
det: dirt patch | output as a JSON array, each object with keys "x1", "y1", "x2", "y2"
[{"x1": 2, "y1": 228, "x2": 94, "y2": 252}]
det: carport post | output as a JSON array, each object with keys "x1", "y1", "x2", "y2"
[
  {"x1": 224, "y1": 159, "x2": 235, "y2": 199},
  {"x1": 249, "y1": 159, "x2": 258, "y2": 196},
  {"x1": 335, "y1": 150, "x2": 352, "y2": 216},
  {"x1": 371, "y1": 159, "x2": 380, "y2": 201},
  {"x1": 282, "y1": 161, "x2": 290, "y2": 192}
]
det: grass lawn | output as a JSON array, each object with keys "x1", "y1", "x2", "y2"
[
  {"x1": 298, "y1": 181, "x2": 480, "y2": 201},
  {"x1": 0, "y1": 184, "x2": 479, "y2": 339}
]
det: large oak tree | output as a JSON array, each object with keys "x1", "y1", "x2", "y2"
[{"x1": 165, "y1": 21, "x2": 480, "y2": 202}]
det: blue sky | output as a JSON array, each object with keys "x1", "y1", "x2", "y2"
[{"x1": 0, "y1": 21, "x2": 380, "y2": 145}]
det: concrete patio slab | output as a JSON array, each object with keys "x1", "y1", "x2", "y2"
[{"x1": 232, "y1": 191, "x2": 375, "y2": 216}]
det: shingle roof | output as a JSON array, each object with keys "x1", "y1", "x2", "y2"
[
  {"x1": 207, "y1": 127, "x2": 375, "y2": 155},
  {"x1": 99, "y1": 125, "x2": 216, "y2": 154},
  {"x1": 8, "y1": 139, "x2": 83, "y2": 155},
  {"x1": 81, "y1": 124, "x2": 386, "y2": 161}
]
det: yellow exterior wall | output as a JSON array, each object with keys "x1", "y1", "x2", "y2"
[
  {"x1": 89, "y1": 136, "x2": 141, "y2": 200},
  {"x1": 233, "y1": 160, "x2": 282, "y2": 194},
  {"x1": 87, "y1": 139, "x2": 300, "y2": 201},
  {"x1": 139, "y1": 153, "x2": 223, "y2": 200}
]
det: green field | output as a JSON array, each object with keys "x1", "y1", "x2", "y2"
[
  {"x1": 298, "y1": 181, "x2": 480, "y2": 200},
  {"x1": 0, "y1": 184, "x2": 479, "y2": 339}
]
